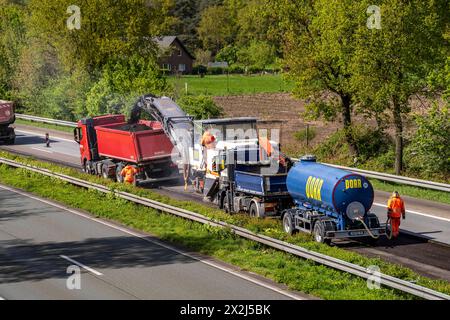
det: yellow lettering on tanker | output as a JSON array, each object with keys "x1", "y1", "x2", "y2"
[
  {"x1": 306, "y1": 176, "x2": 324, "y2": 201},
  {"x1": 317, "y1": 179, "x2": 324, "y2": 201},
  {"x1": 313, "y1": 178, "x2": 320, "y2": 200},
  {"x1": 306, "y1": 176, "x2": 313, "y2": 198},
  {"x1": 345, "y1": 179, "x2": 363, "y2": 189}
]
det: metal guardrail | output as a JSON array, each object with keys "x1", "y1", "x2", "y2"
[
  {"x1": 0, "y1": 156, "x2": 448, "y2": 300},
  {"x1": 15, "y1": 114, "x2": 449, "y2": 192},
  {"x1": 15, "y1": 114, "x2": 77, "y2": 128},
  {"x1": 289, "y1": 159, "x2": 450, "y2": 193},
  {"x1": 325, "y1": 164, "x2": 450, "y2": 193}
]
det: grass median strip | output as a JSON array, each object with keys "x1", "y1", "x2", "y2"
[{"x1": 0, "y1": 150, "x2": 449, "y2": 298}]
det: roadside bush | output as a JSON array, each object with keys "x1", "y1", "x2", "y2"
[
  {"x1": 294, "y1": 127, "x2": 316, "y2": 143},
  {"x1": 192, "y1": 65, "x2": 207, "y2": 76},
  {"x1": 177, "y1": 95, "x2": 223, "y2": 120},
  {"x1": 405, "y1": 104, "x2": 450, "y2": 176},
  {"x1": 207, "y1": 67, "x2": 226, "y2": 75},
  {"x1": 228, "y1": 65, "x2": 245, "y2": 74}
]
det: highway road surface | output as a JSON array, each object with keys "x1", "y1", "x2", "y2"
[
  {"x1": 0, "y1": 184, "x2": 305, "y2": 300},
  {"x1": 1, "y1": 125, "x2": 450, "y2": 246}
]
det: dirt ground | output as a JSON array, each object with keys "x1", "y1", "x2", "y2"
[{"x1": 213, "y1": 93, "x2": 434, "y2": 153}]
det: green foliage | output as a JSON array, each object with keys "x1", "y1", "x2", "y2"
[
  {"x1": 0, "y1": 1, "x2": 26, "y2": 99},
  {"x1": 85, "y1": 56, "x2": 170, "y2": 116},
  {"x1": 177, "y1": 94, "x2": 223, "y2": 119},
  {"x1": 313, "y1": 126, "x2": 391, "y2": 165},
  {"x1": 35, "y1": 70, "x2": 92, "y2": 120},
  {"x1": 237, "y1": 40, "x2": 275, "y2": 70},
  {"x1": 197, "y1": 5, "x2": 235, "y2": 54},
  {"x1": 216, "y1": 45, "x2": 238, "y2": 65},
  {"x1": 406, "y1": 105, "x2": 450, "y2": 175},
  {"x1": 27, "y1": 0, "x2": 176, "y2": 71},
  {"x1": 294, "y1": 127, "x2": 316, "y2": 143}
]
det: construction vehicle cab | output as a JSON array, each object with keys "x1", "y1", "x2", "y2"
[{"x1": 190, "y1": 117, "x2": 261, "y2": 173}]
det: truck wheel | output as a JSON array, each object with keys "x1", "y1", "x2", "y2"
[
  {"x1": 313, "y1": 222, "x2": 331, "y2": 245},
  {"x1": 249, "y1": 202, "x2": 259, "y2": 218},
  {"x1": 223, "y1": 194, "x2": 231, "y2": 214},
  {"x1": 116, "y1": 164, "x2": 124, "y2": 183},
  {"x1": 5, "y1": 137, "x2": 15, "y2": 145},
  {"x1": 283, "y1": 214, "x2": 296, "y2": 235},
  {"x1": 102, "y1": 165, "x2": 111, "y2": 180},
  {"x1": 249, "y1": 202, "x2": 264, "y2": 218}
]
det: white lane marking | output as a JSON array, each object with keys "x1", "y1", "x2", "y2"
[
  {"x1": 0, "y1": 184, "x2": 304, "y2": 300},
  {"x1": 15, "y1": 129, "x2": 75, "y2": 143},
  {"x1": 60, "y1": 255, "x2": 103, "y2": 276},
  {"x1": 373, "y1": 202, "x2": 450, "y2": 222},
  {"x1": 31, "y1": 147, "x2": 54, "y2": 154}
]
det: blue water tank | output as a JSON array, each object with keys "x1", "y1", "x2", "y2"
[{"x1": 286, "y1": 156, "x2": 374, "y2": 219}]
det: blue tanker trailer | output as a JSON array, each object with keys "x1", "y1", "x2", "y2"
[{"x1": 281, "y1": 155, "x2": 386, "y2": 244}]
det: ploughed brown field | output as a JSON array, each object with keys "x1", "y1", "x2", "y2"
[{"x1": 213, "y1": 93, "x2": 434, "y2": 155}]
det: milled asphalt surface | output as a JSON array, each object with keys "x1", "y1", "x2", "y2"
[
  {"x1": 1, "y1": 124, "x2": 449, "y2": 281},
  {"x1": 0, "y1": 185, "x2": 303, "y2": 300}
]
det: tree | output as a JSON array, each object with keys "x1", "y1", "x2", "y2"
[
  {"x1": 351, "y1": 0, "x2": 448, "y2": 174},
  {"x1": 408, "y1": 104, "x2": 450, "y2": 175},
  {"x1": 237, "y1": 40, "x2": 275, "y2": 70},
  {"x1": 0, "y1": 1, "x2": 26, "y2": 99},
  {"x1": 197, "y1": 5, "x2": 234, "y2": 54},
  {"x1": 272, "y1": 0, "x2": 365, "y2": 155},
  {"x1": 177, "y1": 94, "x2": 223, "y2": 119},
  {"x1": 85, "y1": 55, "x2": 170, "y2": 116},
  {"x1": 27, "y1": 0, "x2": 176, "y2": 72}
]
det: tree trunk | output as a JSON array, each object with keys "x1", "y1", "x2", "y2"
[
  {"x1": 392, "y1": 97, "x2": 403, "y2": 175},
  {"x1": 341, "y1": 94, "x2": 358, "y2": 156}
]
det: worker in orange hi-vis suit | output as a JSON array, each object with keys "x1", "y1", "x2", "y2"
[
  {"x1": 200, "y1": 129, "x2": 216, "y2": 169},
  {"x1": 201, "y1": 130, "x2": 216, "y2": 149},
  {"x1": 120, "y1": 165, "x2": 138, "y2": 184},
  {"x1": 387, "y1": 191, "x2": 406, "y2": 239}
]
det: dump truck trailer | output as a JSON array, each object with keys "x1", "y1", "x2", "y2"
[
  {"x1": 74, "y1": 114, "x2": 179, "y2": 185},
  {"x1": 0, "y1": 100, "x2": 15, "y2": 144}
]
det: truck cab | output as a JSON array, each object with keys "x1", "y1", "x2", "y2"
[{"x1": 0, "y1": 100, "x2": 16, "y2": 145}]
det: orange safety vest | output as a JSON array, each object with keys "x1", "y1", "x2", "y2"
[
  {"x1": 121, "y1": 165, "x2": 138, "y2": 183},
  {"x1": 201, "y1": 131, "x2": 216, "y2": 149},
  {"x1": 387, "y1": 196, "x2": 405, "y2": 218}
]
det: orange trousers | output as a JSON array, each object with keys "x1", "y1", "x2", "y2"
[{"x1": 391, "y1": 217, "x2": 401, "y2": 238}]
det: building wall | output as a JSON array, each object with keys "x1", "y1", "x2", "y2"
[{"x1": 159, "y1": 39, "x2": 193, "y2": 74}]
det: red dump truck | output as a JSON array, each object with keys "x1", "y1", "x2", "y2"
[
  {"x1": 74, "y1": 114, "x2": 179, "y2": 185},
  {"x1": 0, "y1": 100, "x2": 15, "y2": 144}
]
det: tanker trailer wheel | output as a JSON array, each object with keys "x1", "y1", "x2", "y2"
[
  {"x1": 282, "y1": 213, "x2": 296, "y2": 235},
  {"x1": 313, "y1": 221, "x2": 331, "y2": 245}
]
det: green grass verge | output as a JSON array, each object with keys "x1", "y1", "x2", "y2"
[
  {"x1": 1, "y1": 150, "x2": 449, "y2": 299},
  {"x1": 370, "y1": 179, "x2": 450, "y2": 206},
  {"x1": 169, "y1": 74, "x2": 294, "y2": 96},
  {"x1": 14, "y1": 118, "x2": 74, "y2": 133}
]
